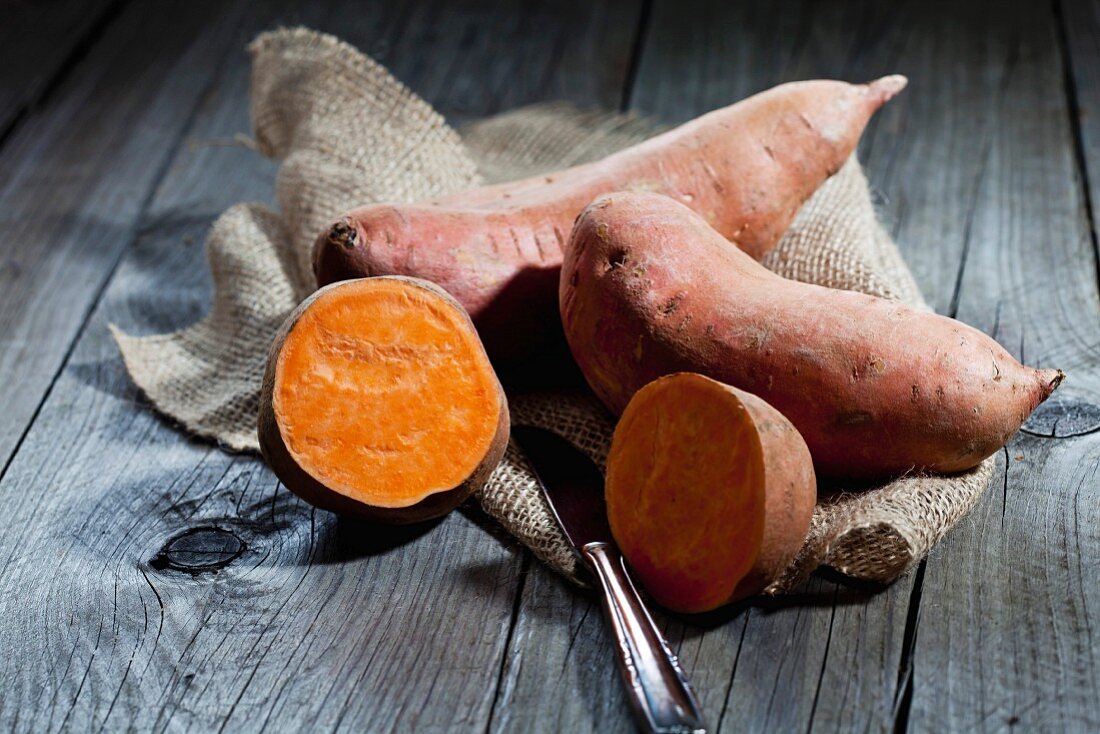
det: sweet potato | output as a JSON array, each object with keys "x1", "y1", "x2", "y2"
[
  {"x1": 313, "y1": 77, "x2": 907, "y2": 374},
  {"x1": 560, "y1": 192, "x2": 1063, "y2": 479},
  {"x1": 258, "y1": 276, "x2": 509, "y2": 523},
  {"x1": 607, "y1": 373, "x2": 816, "y2": 613}
]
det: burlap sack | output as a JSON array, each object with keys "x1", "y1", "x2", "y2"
[{"x1": 114, "y1": 28, "x2": 995, "y2": 593}]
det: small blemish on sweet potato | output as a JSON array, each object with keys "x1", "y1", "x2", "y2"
[
  {"x1": 658, "y1": 293, "x2": 684, "y2": 316},
  {"x1": 836, "y1": 410, "x2": 873, "y2": 426},
  {"x1": 853, "y1": 356, "x2": 886, "y2": 379},
  {"x1": 746, "y1": 328, "x2": 769, "y2": 352}
]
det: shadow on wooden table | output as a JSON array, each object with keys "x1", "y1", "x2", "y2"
[
  {"x1": 314, "y1": 514, "x2": 448, "y2": 563},
  {"x1": 675, "y1": 569, "x2": 889, "y2": 631}
]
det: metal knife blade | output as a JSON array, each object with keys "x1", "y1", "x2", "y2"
[{"x1": 511, "y1": 424, "x2": 611, "y2": 555}]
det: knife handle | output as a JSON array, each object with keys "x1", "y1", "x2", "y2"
[{"x1": 581, "y1": 542, "x2": 708, "y2": 734}]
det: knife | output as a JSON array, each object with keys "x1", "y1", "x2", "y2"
[{"x1": 512, "y1": 425, "x2": 708, "y2": 734}]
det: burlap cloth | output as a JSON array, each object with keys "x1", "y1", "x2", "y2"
[{"x1": 113, "y1": 28, "x2": 995, "y2": 594}]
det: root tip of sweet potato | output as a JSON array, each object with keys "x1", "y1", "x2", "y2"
[
  {"x1": 869, "y1": 74, "x2": 908, "y2": 101},
  {"x1": 1042, "y1": 368, "x2": 1066, "y2": 398},
  {"x1": 328, "y1": 217, "x2": 359, "y2": 249}
]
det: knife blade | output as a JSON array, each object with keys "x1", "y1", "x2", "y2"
[
  {"x1": 510, "y1": 424, "x2": 612, "y2": 553},
  {"x1": 511, "y1": 425, "x2": 708, "y2": 734}
]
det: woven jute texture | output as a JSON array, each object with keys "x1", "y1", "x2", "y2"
[{"x1": 114, "y1": 28, "x2": 995, "y2": 593}]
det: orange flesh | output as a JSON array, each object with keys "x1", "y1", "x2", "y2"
[
  {"x1": 606, "y1": 375, "x2": 765, "y2": 613},
  {"x1": 273, "y1": 280, "x2": 501, "y2": 508}
]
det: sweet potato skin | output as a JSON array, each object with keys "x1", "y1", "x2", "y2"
[
  {"x1": 728, "y1": 385, "x2": 817, "y2": 601},
  {"x1": 561, "y1": 193, "x2": 1063, "y2": 479},
  {"x1": 607, "y1": 373, "x2": 815, "y2": 611},
  {"x1": 258, "y1": 276, "x2": 509, "y2": 524},
  {"x1": 314, "y1": 77, "x2": 907, "y2": 372}
]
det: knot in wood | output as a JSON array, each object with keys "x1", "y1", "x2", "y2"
[
  {"x1": 150, "y1": 526, "x2": 245, "y2": 574},
  {"x1": 1021, "y1": 395, "x2": 1100, "y2": 438}
]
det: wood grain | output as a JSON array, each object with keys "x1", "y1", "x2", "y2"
[
  {"x1": 0, "y1": 0, "x2": 1097, "y2": 730},
  {"x1": 0, "y1": 0, "x2": 121, "y2": 138},
  {"x1": 362, "y1": 0, "x2": 644, "y2": 122},
  {"x1": 0, "y1": 1, "x2": 644, "y2": 730},
  {"x1": 493, "y1": 2, "x2": 922, "y2": 731},
  {"x1": 493, "y1": 1, "x2": 1100, "y2": 732},
  {"x1": 0, "y1": 2, "x2": 521, "y2": 728},
  {"x1": 0, "y1": 0, "x2": 251, "y2": 474},
  {"x1": 904, "y1": 0, "x2": 1100, "y2": 729}
]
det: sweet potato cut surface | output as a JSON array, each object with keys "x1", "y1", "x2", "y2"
[
  {"x1": 258, "y1": 277, "x2": 508, "y2": 523},
  {"x1": 562, "y1": 192, "x2": 1063, "y2": 479},
  {"x1": 313, "y1": 77, "x2": 907, "y2": 372},
  {"x1": 607, "y1": 373, "x2": 815, "y2": 613}
]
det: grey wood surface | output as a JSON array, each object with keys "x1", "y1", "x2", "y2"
[
  {"x1": 0, "y1": 0, "x2": 119, "y2": 138},
  {"x1": 0, "y1": 0, "x2": 251, "y2": 473},
  {"x1": 0, "y1": 0, "x2": 638, "y2": 731},
  {"x1": 0, "y1": 0, "x2": 1097, "y2": 732},
  {"x1": 493, "y1": 4, "x2": 918, "y2": 732},
  {"x1": 901, "y1": 1, "x2": 1100, "y2": 729}
]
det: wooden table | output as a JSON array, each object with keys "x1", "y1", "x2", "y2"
[{"x1": 1, "y1": 0, "x2": 1097, "y2": 731}]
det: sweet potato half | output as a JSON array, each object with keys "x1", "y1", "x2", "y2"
[
  {"x1": 561, "y1": 192, "x2": 1063, "y2": 479},
  {"x1": 607, "y1": 373, "x2": 816, "y2": 613},
  {"x1": 313, "y1": 77, "x2": 906, "y2": 374},
  {"x1": 258, "y1": 276, "x2": 509, "y2": 523}
]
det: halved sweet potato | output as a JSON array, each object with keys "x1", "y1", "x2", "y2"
[
  {"x1": 606, "y1": 373, "x2": 816, "y2": 613},
  {"x1": 258, "y1": 276, "x2": 509, "y2": 523}
]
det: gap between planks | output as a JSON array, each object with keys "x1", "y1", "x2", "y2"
[
  {"x1": 0, "y1": 2, "x2": 253, "y2": 490},
  {"x1": 0, "y1": 0, "x2": 128, "y2": 150}
]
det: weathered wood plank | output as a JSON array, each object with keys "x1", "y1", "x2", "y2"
[
  {"x1": 0, "y1": 0, "x2": 251, "y2": 474},
  {"x1": 1063, "y1": 0, "x2": 1100, "y2": 265},
  {"x1": 0, "y1": 2, "x2": 515, "y2": 729},
  {"x1": 0, "y1": 1, "x2": 646, "y2": 730},
  {"x1": 0, "y1": 0, "x2": 121, "y2": 138},
  {"x1": 491, "y1": 2, "x2": 926, "y2": 731},
  {"x1": 491, "y1": 1, "x2": 1100, "y2": 731},
  {"x1": 904, "y1": 0, "x2": 1100, "y2": 729},
  {"x1": 368, "y1": 0, "x2": 644, "y2": 122}
]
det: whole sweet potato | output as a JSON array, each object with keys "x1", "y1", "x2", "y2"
[
  {"x1": 560, "y1": 192, "x2": 1062, "y2": 479},
  {"x1": 314, "y1": 77, "x2": 906, "y2": 375}
]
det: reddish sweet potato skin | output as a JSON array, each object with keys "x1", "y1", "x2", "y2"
[
  {"x1": 257, "y1": 276, "x2": 510, "y2": 524},
  {"x1": 560, "y1": 193, "x2": 1063, "y2": 480},
  {"x1": 728, "y1": 385, "x2": 817, "y2": 601},
  {"x1": 314, "y1": 77, "x2": 906, "y2": 373}
]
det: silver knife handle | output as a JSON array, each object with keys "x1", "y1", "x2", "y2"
[{"x1": 581, "y1": 542, "x2": 708, "y2": 734}]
